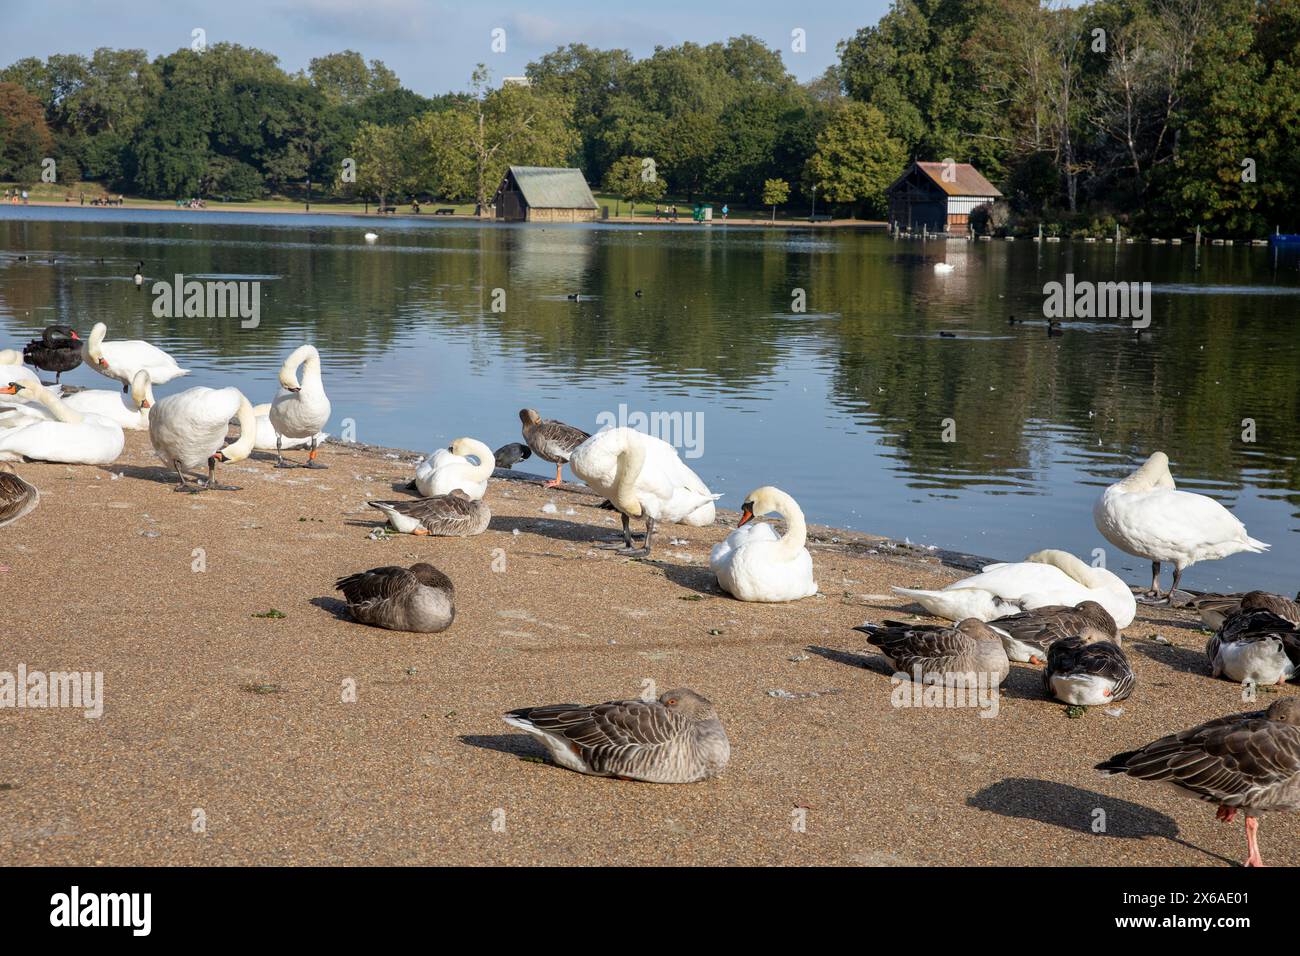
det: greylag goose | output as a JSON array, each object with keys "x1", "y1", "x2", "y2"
[
  {"x1": 1043, "y1": 635, "x2": 1135, "y2": 705},
  {"x1": 519, "y1": 408, "x2": 589, "y2": 487},
  {"x1": 988, "y1": 600, "x2": 1119, "y2": 664},
  {"x1": 335, "y1": 563, "x2": 454, "y2": 633},
  {"x1": 0, "y1": 463, "x2": 39, "y2": 527},
  {"x1": 368, "y1": 489, "x2": 490, "y2": 536},
  {"x1": 1192, "y1": 590, "x2": 1300, "y2": 631},
  {"x1": 1206, "y1": 601, "x2": 1300, "y2": 685},
  {"x1": 22, "y1": 326, "x2": 81, "y2": 383},
  {"x1": 502, "y1": 688, "x2": 730, "y2": 783},
  {"x1": 854, "y1": 618, "x2": 1010, "y2": 686},
  {"x1": 1097, "y1": 697, "x2": 1300, "y2": 866},
  {"x1": 1094, "y1": 452, "x2": 1269, "y2": 601}
]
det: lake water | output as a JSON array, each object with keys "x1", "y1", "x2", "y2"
[{"x1": 3, "y1": 206, "x2": 1298, "y2": 595}]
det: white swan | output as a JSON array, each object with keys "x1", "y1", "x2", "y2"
[
  {"x1": 83, "y1": 321, "x2": 189, "y2": 391},
  {"x1": 0, "y1": 349, "x2": 41, "y2": 388},
  {"x1": 570, "y1": 427, "x2": 719, "y2": 556},
  {"x1": 710, "y1": 486, "x2": 817, "y2": 602},
  {"x1": 0, "y1": 370, "x2": 153, "y2": 430},
  {"x1": 1094, "y1": 451, "x2": 1269, "y2": 598},
  {"x1": 893, "y1": 549, "x2": 1137, "y2": 628},
  {"x1": 267, "y1": 344, "x2": 331, "y2": 467},
  {"x1": 414, "y1": 437, "x2": 494, "y2": 499},
  {"x1": 252, "y1": 404, "x2": 327, "y2": 451},
  {"x1": 148, "y1": 386, "x2": 256, "y2": 491},
  {"x1": 0, "y1": 381, "x2": 124, "y2": 465},
  {"x1": 934, "y1": 262, "x2": 955, "y2": 274}
]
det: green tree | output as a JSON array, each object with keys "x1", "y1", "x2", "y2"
[
  {"x1": 762, "y1": 177, "x2": 789, "y2": 221},
  {"x1": 0, "y1": 82, "x2": 54, "y2": 181},
  {"x1": 806, "y1": 101, "x2": 906, "y2": 216},
  {"x1": 602, "y1": 155, "x2": 665, "y2": 216},
  {"x1": 309, "y1": 51, "x2": 399, "y2": 105},
  {"x1": 349, "y1": 121, "x2": 417, "y2": 206}
]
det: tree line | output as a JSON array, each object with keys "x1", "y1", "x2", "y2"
[{"x1": 0, "y1": 0, "x2": 1296, "y2": 233}]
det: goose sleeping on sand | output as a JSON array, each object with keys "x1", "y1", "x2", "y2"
[
  {"x1": 1206, "y1": 596, "x2": 1300, "y2": 686},
  {"x1": 0, "y1": 382, "x2": 124, "y2": 465},
  {"x1": 0, "y1": 463, "x2": 39, "y2": 527},
  {"x1": 268, "y1": 344, "x2": 331, "y2": 468},
  {"x1": 1094, "y1": 452, "x2": 1269, "y2": 600},
  {"x1": 1043, "y1": 635, "x2": 1135, "y2": 705},
  {"x1": 710, "y1": 486, "x2": 817, "y2": 602},
  {"x1": 570, "y1": 427, "x2": 718, "y2": 557},
  {"x1": 988, "y1": 600, "x2": 1120, "y2": 664},
  {"x1": 519, "y1": 408, "x2": 589, "y2": 487},
  {"x1": 854, "y1": 618, "x2": 1010, "y2": 686},
  {"x1": 148, "y1": 386, "x2": 256, "y2": 491},
  {"x1": 1192, "y1": 589, "x2": 1300, "y2": 631},
  {"x1": 502, "y1": 688, "x2": 730, "y2": 784},
  {"x1": 368, "y1": 489, "x2": 490, "y2": 537},
  {"x1": 335, "y1": 563, "x2": 455, "y2": 633},
  {"x1": 414, "y1": 437, "x2": 494, "y2": 499},
  {"x1": 1097, "y1": 697, "x2": 1300, "y2": 867},
  {"x1": 893, "y1": 549, "x2": 1137, "y2": 628},
  {"x1": 84, "y1": 321, "x2": 189, "y2": 392}
]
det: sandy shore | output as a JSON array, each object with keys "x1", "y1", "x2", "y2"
[{"x1": 2, "y1": 431, "x2": 1294, "y2": 866}]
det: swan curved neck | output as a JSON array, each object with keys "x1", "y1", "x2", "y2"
[
  {"x1": 463, "y1": 439, "x2": 495, "y2": 482},
  {"x1": 280, "y1": 345, "x2": 321, "y2": 390},
  {"x1": 222, "y1": 397, "x2": 257, "y2": 463},
  {"x1": 86, "y1": 324, "x2": 107, "y2": 362},
  {"x1": 1123, "y1": 455, "x2": 1174, "y2": 491},
  {"x1": 30, "y1": 383, "x2": 83, "y2": 424},
  {"x1": 612, "y1": 435, "x2": 646, "y2": 516},
  {"x1": 772, "y1": 491, "x2": 807, "y2": 559}
]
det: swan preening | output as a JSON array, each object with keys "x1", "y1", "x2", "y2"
[
  {"x1": 0, "y1": 381, "x2": 124, "y2": 465},
  {"x1": 335, "y1": 563, "x2": 455, "y2": 633},
  {"x1": 569, "y1": 427, "x2": 718, "y2": 556},
  {"x1": 268, "y1": 344, "x2": 331, "y2": 467},
  {"x1": 893, "y1": 549, "x2": 1137, "y2": 629},
  {"x1": 710, "y1": 486, "x2": 817, "y2": 602},
  {"x1": 502, "y1": 688, "x2": 730, "y2": 783},
  {"x1": 148, "y1": 386, "x2": 256, "y2": 491},
  {"x1": 84, "y1": 322, "x2": 189, "y2": 392},
  {"x1": 414, "y1": 437, "x2": 495, "y2": 499},
  {"x1": 1095, "y1": 451, "x2": 1269, "y2": 599}
]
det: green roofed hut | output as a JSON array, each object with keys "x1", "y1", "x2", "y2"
[{"x1": 493, "y1": 166, "x2": 599, "y2": 223}]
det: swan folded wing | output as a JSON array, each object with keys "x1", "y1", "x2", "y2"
[
  {"x1": 508, "y1": 699, "x2": 681, "y2": 771},
  {"x1": 1109, "y1": 715, "x2": 1300, "y2": 806},
  {"x1": 948, "y1": 562, "x2": 1085, "y2": 602},
  {"x1": 1118, "y1": 489, "x2": 1262, "y2": 555}
]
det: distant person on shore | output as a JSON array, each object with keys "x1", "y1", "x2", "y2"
[
  {"x1": 670, "y1": 204, "x2": 678, "y2": 221},
  {"x1": 21, "y1": 190, "x2": 28, "y2": 204},
  {"x1": 80, "y1": 192, "x2": 85, "y2": 205},
  {"x1": 722, "y1": 204, "x2": 729, "y2": 221}
]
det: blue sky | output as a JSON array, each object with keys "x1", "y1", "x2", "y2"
[{"x1": 0, "y1": 0, "x2": 892, "y2": 94}]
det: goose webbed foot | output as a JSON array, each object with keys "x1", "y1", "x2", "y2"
[
  {"x1": 596, "y1": 512, "x2": 640, "y2": 550},
  {"x1": 615, "y1": 545, "x2": 650, "y2": 558},
  {"x1": 304, "y1": 440, "x2": 327, "y2": 469},
  {"x1": 1138, "y1": 560, "x2": 1167, "y2": 604}
]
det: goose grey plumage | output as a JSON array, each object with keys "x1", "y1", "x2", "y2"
[
  {"x1": 1043, "y1": 635, "x2": 1135, "y2": 705},
  {"x1": 502, "y1": 688, "x2": 730, "y2": 783},
  {"x1": 368, "y1": 489, "x2": 490, "y2": 536},
  {"x1": 988, "y1": 600, "x2": 1120, "y2": 664},
  {"x1": 0, "y1": 462, "x2": 39, "y2": 527},
  {"x1": 1206, "y1": 603, "x2": 1300, "y2": 686},
  {"x1": 853, "y1": 618, "x2": 1010, "y2": 686},
  {"x1": 519, "y1": 408, "x2": 589, "y2": 487},
  {"x1": 1192, "y1": 590, "x2": 1300, "y2": 632},
  {"x1": 335, "y1": 562, "x2": 454, "y2": 632},
  {"x1": 1097, "y1": 697, "x2": 1300, "y2": 866}
]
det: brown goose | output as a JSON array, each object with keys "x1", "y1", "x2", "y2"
[
  {"x1": 335, "y1": 562, "x2": 454, "y2": 633},
  {"x1": 988, "y1": 600, "x2": 1119, "y2": 664},
  {"x1": 1192, "y1": 590, "x2": 1300, "y2": 631},
  {"x1": 1097, "y1": 697, "x2": 1300, "y2": 867},
  {"x1": 1043, "y1": 635, "x2": 1135, "y2": 705},
  {"x1": 853, "y1": 618, "x2": 1010, "y2": 686},
  {"x1": 1206, "y1": 604, "x2": 1300, "y2": 686},
  {"x1": 368, "y1": 489, "x2": 489, "y2": 536},
  {"x1": 502, "y1": 688, "x2": 730, "y2": 784},
  {"x1": 0, "y1": 463, "x2": 39, "y2": 527},
  {"x1": 519, "y1": 408, "x2": 589, "y2": 487}
]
